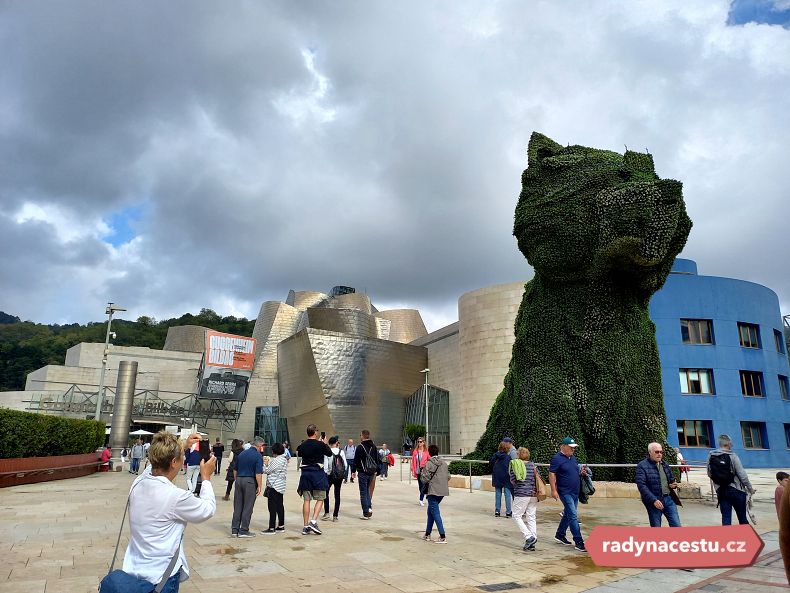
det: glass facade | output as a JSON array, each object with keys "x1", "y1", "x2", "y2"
[
  {"x1": 404, "y1": 385, "x2": 450, "y2": 454},
  {"x1": 253, "y1": 406, "x2": 290, "y2": 447}
]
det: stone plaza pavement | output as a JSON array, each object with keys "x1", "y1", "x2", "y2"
[{"x1": 0, "y1": 464, "x2": 785, "y2": 593}]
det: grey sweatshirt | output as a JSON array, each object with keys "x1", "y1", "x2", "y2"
[{"x1": 707, "y1": 448, "x2": 754, "y2": 494}]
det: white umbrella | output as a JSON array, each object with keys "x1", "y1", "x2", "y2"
[{"x1": 129, "y1": 429, "x2": 154, "y2": 436}]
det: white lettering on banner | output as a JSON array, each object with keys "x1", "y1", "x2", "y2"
[
  {"x1": 210, "y1": 335, "x2": 250, "y2": 352},
  {"x1": 208, "y1": 348, "x2": 235, "y2": 366},
  {"x1": 206, "y1": 380, "x2": 237, "y2": 396}
]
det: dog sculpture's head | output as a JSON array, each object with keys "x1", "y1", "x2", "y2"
[{"x1": 514, "y1": 132, "x2": 691, "y2": 293}]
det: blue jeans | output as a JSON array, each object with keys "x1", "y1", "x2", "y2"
[
  {"x1": 426, "y1": 495, "x2": 445, "y2": 537},
  {"x1": 130, "y1": 458, "x2": 140, "y2": 473},
  {"x1": 159, "y1": 569, "x2": 181, "y2": 593},
  {"x1": 495, "y1": 486, "x2": 512, "y2": 514},
  {"x1": 346, "y1": 460, "x2": 354, "y2": 480},
  {"x1": 557, "y1": 493, "x2": 583, "y2": 545},
  {"x1": 645, "y1": 495, "x2": 681, "y2": 527},
  {"x1": 358, "y1": 471, "x2": 372, "y2": 514},
  {"x1": 718, "y1": 486, "x2": 748, "y2": 525}
]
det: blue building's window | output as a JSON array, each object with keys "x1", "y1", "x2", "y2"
[
  {"x1": 679, "y1": 369, "x2": 715, "y2": 395},
  {"x1": 677, "y1": 420, "x2": 712, "y2": 447},
  {"x1": 780, "y1": 375, "x2": 790, "y2": 401},
  {"x1": 775, "y1": 330, "x2": 786, "y2": 354},
  {"x1": 738, "y1": 323, "x2": 761, "y2": 349},
  {"x1": 785, "y1": 424, "x2": 790, "y2": 448},
  {"x1": 680, "y1": 319, "x2": 714, "y2": 344},
  {"x1": 740, "y1": 421, "x2": 767, "y2": 449},
  {"x1": 740, "y1": 371, "x2": 765, "y2": 397}
]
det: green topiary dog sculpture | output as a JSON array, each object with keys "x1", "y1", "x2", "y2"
[{"x1": 472, "y1": 132, "x2": 692, "y2": 480}]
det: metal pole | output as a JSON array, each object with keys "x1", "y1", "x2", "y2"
[
  {"x1": 424, "y1": 371, "x2": 429, "y2": 446},
  {"x1": 94, "y1": 305, "x2": 115, "y2": 420}
]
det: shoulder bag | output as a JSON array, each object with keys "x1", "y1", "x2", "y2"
[
  {"x1": 533, "y1": 465, "x2": 548, "y2": 501},
  {"x1": 99, "y1": 477, "x2": 184, "y2": 593}
]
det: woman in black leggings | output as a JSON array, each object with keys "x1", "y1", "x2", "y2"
[
  {"x1": 223, "y1": 439, "x2": 243, "y2": 501},
  {"x1": 262, "y1": 442, "x2": 288, "y2": 533}
]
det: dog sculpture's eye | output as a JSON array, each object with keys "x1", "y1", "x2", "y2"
[{"x1": 618, "y1": 170, "x2": 632, "y2": 181}]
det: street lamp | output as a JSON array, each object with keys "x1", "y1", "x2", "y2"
[
  {"x1": 420, "y1": 368, "x2": 430, "y2": 446},
  {"x1": 94, "y1": 302, "x2": 126, "y2": 420}
]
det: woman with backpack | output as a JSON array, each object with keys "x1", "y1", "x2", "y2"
[
  {"x1": 509, "y1": 447, "x2": 539, "y2": 551},
  {"x1": 323, "y1": 435, "x2": 347, "y2": 521}
]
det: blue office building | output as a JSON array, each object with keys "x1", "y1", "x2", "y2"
[{"x1": 650, "y1": 259, "x2": 790, "y2": 468}]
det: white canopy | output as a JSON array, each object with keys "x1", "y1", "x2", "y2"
[{"x1": 129, "y1": 429, "x2": 154, "y2": 435}]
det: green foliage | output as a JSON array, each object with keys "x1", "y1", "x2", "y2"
[
  {"x1": 471, "y1": 132, "x2": 691, "y2": 481},
  {"x1": 404, "y1": 423, "x2": 425, "y2": 442},
  {"x1": 0, "y1": 309, "x2": 255, "y2": 391},
  {"x1": 448, "y1": 460, "x2": 489, "y2": 476},
  {"x1": 0, "y1": 409, "x2": 105, "y2": 458}
]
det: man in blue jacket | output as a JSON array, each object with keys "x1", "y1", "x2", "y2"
[{"x1": 635, "y1": 442, "x2": 681, "y2": 527}]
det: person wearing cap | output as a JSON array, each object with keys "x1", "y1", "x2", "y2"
[
  {"x1": 549, "y1": 437, "x2": 588, "y2": 553},
  {"x1": 503, "y1": 437, "x2": 518, "y2": 460}
]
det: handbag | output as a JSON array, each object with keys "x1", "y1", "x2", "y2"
[
  {"x1": 99, "y1": 476, "x2": 184, "y2": 593},
  {"x1": 263, "y1": 485, "x2": 271, "y2": 498},
  {"x1": 533, "y1": 466, "x2": 548, "y2": 501}
]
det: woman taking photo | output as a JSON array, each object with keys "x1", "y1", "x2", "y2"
[
  {"x1": 420, "y1": 444, "x2": 449, "y2": 543},
  {"x1": 410, "y1": 437, "x2": 431, "y2": 506},
  {"x1": 122, "y1": 431, "x2": 216, "y2": 592},
  {"x1": 262, "y1": 442, "x2": 288, "y2": 533}
]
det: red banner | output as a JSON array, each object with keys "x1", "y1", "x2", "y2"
[{"x1": 587, "y1": 525, "x2": 763, "y2": 569}]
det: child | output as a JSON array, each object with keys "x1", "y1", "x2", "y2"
[{"x1": 776, "y1": 472, "x2": 789, "y2": 518}]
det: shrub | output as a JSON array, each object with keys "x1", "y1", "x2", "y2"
[
  {"x1": 0, "y1": 409, "x2": 105, "y2": 458},
  {"x1": 448, "y1": 458, "x2": 490, "y2": 476}
]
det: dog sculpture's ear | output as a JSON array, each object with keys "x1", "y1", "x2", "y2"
[
  {"x1": 527, "y1": 132, "x2": 563, "y2": 168},
  {"x1": 623, "y1": 150, "x2": 655, "y2": 175}
]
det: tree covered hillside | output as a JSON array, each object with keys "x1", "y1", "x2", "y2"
[{"x1": 0, "y1": 309, "x2": 255, "y2": 392}]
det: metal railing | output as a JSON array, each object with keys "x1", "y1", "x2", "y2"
[{"x1": 395, "y1": 456, "x2": 713, "y2": 496}]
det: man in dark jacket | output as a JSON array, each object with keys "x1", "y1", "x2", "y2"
[
  {"x1": 635, "y1": 442, "x2": 681, "y2": 527},
  {"x1": 354, "y1": 429, "x2": 378, "y2": 519}
]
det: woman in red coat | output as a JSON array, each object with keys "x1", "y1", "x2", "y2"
[
  {"x1": 100, "y1": 445, "x2": 112, "y2": 472},
  {"x1": 410, "y1": 438, "x2": 431, "y2": 506}
]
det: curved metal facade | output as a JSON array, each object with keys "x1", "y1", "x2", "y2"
[{"x1": 277, "y1": 328, "x2": 427, "y2": 447}]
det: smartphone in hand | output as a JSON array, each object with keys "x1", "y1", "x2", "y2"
[{"x1": 199, "y1": 439, "x2": 211, "y2": 462}]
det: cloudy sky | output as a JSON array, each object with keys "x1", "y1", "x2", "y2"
[{"x1": 1, "y1": 0, "x2": 788, "y2": 332}]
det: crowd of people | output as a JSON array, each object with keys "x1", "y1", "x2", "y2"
[{"x1": 105, "y1": 425, "x2": 780, "y2": 591}]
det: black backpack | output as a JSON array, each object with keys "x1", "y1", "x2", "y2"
[
  {"x1": 359, "y1": 443, "x2": 378, "y2": 475},
  {"x1": 330, "y1": 452, "x2": 346, "y2": 480},
  {"x1": 709, "y1": 453, "x2": 735, "y2": 486}
]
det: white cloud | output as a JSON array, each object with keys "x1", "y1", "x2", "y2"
[{"x1": 0, "y1": 0, "x2": 788, "y2": 330}]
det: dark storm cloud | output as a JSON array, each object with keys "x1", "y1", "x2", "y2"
[{"x1": 1, "y1": 1, "x2": 788, "y2": 329}]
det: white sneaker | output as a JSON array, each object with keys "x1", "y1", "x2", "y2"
[{"x1": 419, "y1": 500, "x2": 425, "y2": 506}]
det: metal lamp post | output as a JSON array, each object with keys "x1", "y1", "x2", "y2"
[
  {"x1": 420, "y1": 368, "x2": 430, "y2": 446},
  {"x1": 94, "y1": 302, "x2": 126, "y2": 420}
]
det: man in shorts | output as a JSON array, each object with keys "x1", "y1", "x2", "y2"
[{"x1": 296, "y1": 424, "x2": 333, "y2": 535}]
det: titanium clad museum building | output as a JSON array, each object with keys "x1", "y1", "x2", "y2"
[{"x1": 2, "y1": 262, "x2": 789, "y2": 467}]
